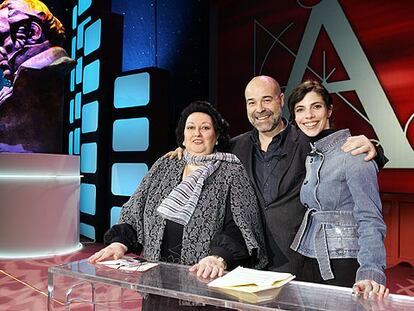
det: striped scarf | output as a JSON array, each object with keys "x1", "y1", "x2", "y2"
[{"x1": 157, "y1": 151, "x2": 241, "y2": 225}]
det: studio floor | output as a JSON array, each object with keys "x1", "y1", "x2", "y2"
[
  {"x1": 1, "y1": 243, "x2": 414, "y2": 310},
  {"x1": 0, "y1": 243, "x2": 141, "y2": 310}
]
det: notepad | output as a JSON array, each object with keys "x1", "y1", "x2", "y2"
[
  {"x1": 96, "y1": 258, "x2": 158, "y2": 272},
  {"x1": 207, "y1": 266, "x2": 295, "y2": 303}
]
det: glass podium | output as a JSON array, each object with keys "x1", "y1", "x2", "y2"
[{"x1": 48, "y1": 259, "x2": 414, "y2": 310}]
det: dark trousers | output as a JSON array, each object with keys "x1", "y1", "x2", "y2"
[{"x1": 301, "y1": 257, "x2": 359, "y2": 287}]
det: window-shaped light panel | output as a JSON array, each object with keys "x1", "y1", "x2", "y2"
[
  {"x1": 76, "y1": 17, "x2": 91, "y2": 50},
  {"x1": 83, "y1": 59, "x2": 100, "y2": 94},
  {"x1": 71, "y1": 36, "x2": 77, "y2": 59},
  {"x1": 75, "y1": 56, "x2": 83, "y2": 85},
  {"x1": 80, "y1": 222, "x2": 95, "y2": 240},
  {"x1": 72, "y1": 5, "x2": 77, "y2": 30},
  {"x1": 74, "y1": 128, "x2": 80, "y2": 154},
  {"x1": 81, "y1": 143, "x2": 97, "y2": 173},
  {"x1": 84, "y1": 19, "x2": 101, "y2": 56},
  {"x1": 69, "y1": 99, "x2": 74, "y2": 124},
  {"x1": 75, "y1": 92, "x2": 82, "y2": 119},
  {"x1": 111, "y1": 163, "x2": 148, "y2": 196},
  {"x1": 110, "y1": 206, "x2": 122, "y2": 227},
  {"x1": 70, "y1": 69, "x2": 75, "y2": 92},
  {"x1": 82, "y1": 101, "x2": 99, "y2": 133},
  {"x1": 68, "y1": 131, "x2": 73, "y2": 155},
  {"x1": 78, "y1": 0, "x2": 92, "y2": 16},
  {"x1": 114, "y1": 72, "x2": 150, "y2": 108},
  {"x1": 112, "y1": 118, "x2": 149, "y2": 151},
  {"x1": 80, "y1": 183, "x2": 96, "y2": 215}
]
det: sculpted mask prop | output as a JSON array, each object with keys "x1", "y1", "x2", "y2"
[
  {"x1": 0, "y1": 0, "x2": 70, "y2": 104},
  {"x1": 0, "y1": 0, "x2": 74, "y2": 153}
]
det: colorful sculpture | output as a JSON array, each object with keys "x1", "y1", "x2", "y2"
[{"x1": 0, "y1": 0, "x2": 75, "y2": 152}]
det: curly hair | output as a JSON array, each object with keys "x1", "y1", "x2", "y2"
[
  {"x1": 175, "y1": 100, "x2": 231, "y2": 152},
  {"x1": 288, "y1": 80, "x2": 333, "y2": 122}
]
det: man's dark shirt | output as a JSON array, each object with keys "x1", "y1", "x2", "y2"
[
  {"x1": 250, "y1": 122, "x2": 289, "y2": 206},
  {"x1": 250, "y1": 120, "x2": 292, "y2": 269}
]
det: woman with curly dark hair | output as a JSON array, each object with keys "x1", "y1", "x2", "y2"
[{"x1": 89, "y1": 100, "x2": 266, "y2": 310}]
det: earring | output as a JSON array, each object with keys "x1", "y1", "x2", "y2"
[
  {"x1": 215, "y1": 141, "x2": 218, "y2": 145},
  {"x1": 182, "y1": 141, "x2": 186, "y2": 147}
]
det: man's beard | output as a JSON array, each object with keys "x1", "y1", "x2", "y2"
[{"x1": 249, "y1": 113, "x2": 282, "y2": 133}]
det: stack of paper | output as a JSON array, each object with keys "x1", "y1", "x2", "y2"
[
  {"x1": 207, "y1": 266, "x2": 295, "y2": 303},
  {"x1": 96, "y1": 258, "x2": 158, "y2": 272}
]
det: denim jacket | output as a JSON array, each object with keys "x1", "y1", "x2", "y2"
[{"x1": 290, "y1": 129, "x2": 386, "y2": 285}]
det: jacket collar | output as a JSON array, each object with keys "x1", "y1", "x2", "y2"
[{"x1": 312, "y1": 129, "x2": 350, "y2": 153}]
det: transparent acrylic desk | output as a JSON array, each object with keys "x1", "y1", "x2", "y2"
[{"x1": 47, "y1": 259, "x2": 414, "y2": 311}]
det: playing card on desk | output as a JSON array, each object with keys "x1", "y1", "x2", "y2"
[{"x1": 96, "y1": 258, "x2": 158, "y2": 272}]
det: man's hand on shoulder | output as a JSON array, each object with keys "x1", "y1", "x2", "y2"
[
  {"x1": 341, "y1": 135, "x2": 376, "y2": 161},
  {"x1": 163, "y1": 147, "x2": 184, "y2": 160}
]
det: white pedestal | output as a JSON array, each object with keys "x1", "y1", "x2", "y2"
[{"x1": 0, "y1": 153, "x2": 82, "y2": 258}]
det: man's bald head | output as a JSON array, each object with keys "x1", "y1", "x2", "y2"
[{"x1": 245, "y1": 76, "x2": 282, "y2": 99}]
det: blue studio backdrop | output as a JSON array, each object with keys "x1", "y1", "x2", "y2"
[{"x1": 64, "y1": 0, "x2": 210, "y2": 241}]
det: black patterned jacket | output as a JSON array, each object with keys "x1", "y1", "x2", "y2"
[{"x1": 105, "y1": 156, "x2": 267, "y2": 269}]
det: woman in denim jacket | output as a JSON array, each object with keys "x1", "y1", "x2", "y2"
[{"x1": 288, "y1": 80, "x2": 388, "y2": 299}]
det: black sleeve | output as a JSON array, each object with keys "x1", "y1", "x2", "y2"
[
  {"x1": 103, "y1": 223, "x2": 143, "y2": 255},
  {"x1": 374, "y1": 144, "x2": 388, "y2": 170},
  {"x1": 209, "y1": 197, "x2": 250, "y2": 270}
]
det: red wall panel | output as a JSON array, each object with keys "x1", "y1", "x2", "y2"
[{"x1": 214, "y1": 0, "x2": 414, "y2": 193}]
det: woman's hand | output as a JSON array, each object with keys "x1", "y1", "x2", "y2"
[
  {"x1": 189, "y1": 255, "x2": 227, "y2": 279},
  {"x1": 352, "y1": 280, "x2": 389, "y2": 300},
  {"x1": 88, "y1": 242, "x2": 128, "y2": 263},
  {"x1": 164, "y1": 147, "x2": 184, "y2": 160}
]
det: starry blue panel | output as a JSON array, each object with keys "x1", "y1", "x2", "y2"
[
  {"x1": 156, "y1": 0, "x2": 194, "y2": 69},
  {"x1": 82, "y1": 101, "x2": 99, "y2": 133},
  {"x1": 111, "y1": 0, "x2": 198, "y2": 71},
  {"x1": 114, "y1": 72, "x2": 150, "y2": 108},
  {"x1": 111, "y1": 163, "x2": 148, "y2": 196},
  {"x1": 80, "y1": 183, "x2": 96, "y2": 215},
  {"x1": 81, "y1": 143, "x2": 97, "y2": 173},
  {"x1": 83, "y1": 60, "x2": 100, "y2": 94},
  {"x1": 112, "y1": 118, "x2": 149, "y2": 151},
  {"x1": 111, "y1": 1, "x2": 156, "y2": 70}
]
